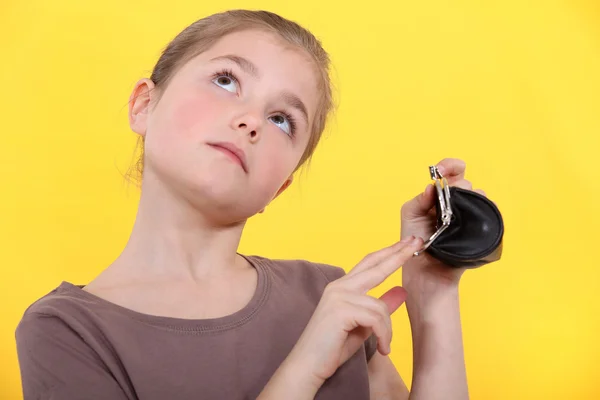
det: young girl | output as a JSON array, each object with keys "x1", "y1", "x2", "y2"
[{"x1": 16, "y1": 9, "x2": 479, "y2": 400}]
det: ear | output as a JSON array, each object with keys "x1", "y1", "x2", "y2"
[
  {"x1": 128, "y1": 78, "x2": 156, "y2": 137},
  {"x1": 258, "y1": 175, "x2": 294, "y2": 214}
]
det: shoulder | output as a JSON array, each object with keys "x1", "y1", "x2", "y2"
[
  {"x1": 15, "y1": 284, "x2": 130, "y2": 399},
  {"x1": 16, "y1": 283, "x2": 92, "y2": 367},
  {"x1": 247, "y1": 254, "x2": 346, "y2": 283},
  {"x1": 15, "y1": 282, "x2": 100, "y2": 345},
  {"x1": 16, "y1": 281, "x2": 126, "y2": 368},
  {"x1": 244, "y1": 254, "x2": 346, "y2": 302},
  {"x1": 17, "y1": 283, "x2": 67, "y2": 324},
  {"x1": 18, "y1": 282, "x2": 87, "y2": 319}
]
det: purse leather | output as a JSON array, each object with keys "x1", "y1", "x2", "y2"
[{"x1": 420, "y1": 172, "x2": 505, "y2": 268}]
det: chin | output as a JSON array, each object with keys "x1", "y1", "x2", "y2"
[
  {"x1": 179, "y1": 172, "x2": 268, "y2": 225},
  {"x1": 147, "y1": 157, "x2": 274, "y2": 225}
]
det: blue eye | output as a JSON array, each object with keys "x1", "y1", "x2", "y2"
[
  {"x1": 269, "y1": 113, "x2": 296, "y2": 136},
  {"x1": 212, "y1": 70, "x2": 238, "y2": 93}
]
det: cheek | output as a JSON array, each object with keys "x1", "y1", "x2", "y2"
[
  {"x1": 145, "y1": 87, "x2": 225, "y2": 172},
  {"x1": 253, "y1": 138, "x2": 300, "y2": 188},
  {"x1": 165, "y1": 91, "x2": 222, "y2": 140}
]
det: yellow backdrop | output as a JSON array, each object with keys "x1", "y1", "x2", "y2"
[{"x1": 1, "y1": 0, "x2": 598, "y2": 399}]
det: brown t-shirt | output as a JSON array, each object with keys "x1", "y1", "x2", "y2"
[{"x1": 15, "y1": 255, "x2": 378, "y2": 400}]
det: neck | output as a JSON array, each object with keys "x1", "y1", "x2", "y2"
[{"x1": 111, "y1": 172, "x2": 248, "y2": 283}]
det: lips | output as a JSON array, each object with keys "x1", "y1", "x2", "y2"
[{"x1": 207, "y1": 142, "x2": 248, "y2": 172}]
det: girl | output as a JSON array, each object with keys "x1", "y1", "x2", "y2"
[{"x1": 16, "y1": 9, "x2": 478, "y2": 400}]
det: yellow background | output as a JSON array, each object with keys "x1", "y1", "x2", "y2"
[{"x1": 1, "y1": 0, "x2": 599, "y2": 399}]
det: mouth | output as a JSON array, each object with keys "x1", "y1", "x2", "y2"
[{"x1": 207, "y1": 142, "x2": 248, "y2": 173}]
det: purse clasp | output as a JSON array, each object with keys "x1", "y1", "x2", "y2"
[{"x1": 413, "y1": 166, "x2": 453, "y2": 256}]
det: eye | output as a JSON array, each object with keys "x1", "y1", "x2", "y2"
[
  {"x1": 269, "y1": 113, "x2": 296, "y2": 136},
  {"x1": 212, "y1": 70, "x2": 238, "y2": 93}
]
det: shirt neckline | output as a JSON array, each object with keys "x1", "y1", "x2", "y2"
[{"x1": 57, "y1": 254, "x2": 271, "y2": 333}]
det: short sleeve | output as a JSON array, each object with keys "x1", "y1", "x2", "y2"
[{"x1": 15, "y1": 311, "x2": 129, "y2": 400}]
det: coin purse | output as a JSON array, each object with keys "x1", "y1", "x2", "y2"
[{"x1": 413, "y1": 166, "x2": 504, "y2": 268}]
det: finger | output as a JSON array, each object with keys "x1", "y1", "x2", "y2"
[
  {"x1": 450, "y1": 179, "x2": 473, "y2": 191},
  {"x1": 344, "y1": 294, "x2": 394, "y2": 354},
  {"x1": 345, "y1": 237, "x2": 423, "y2": 293},
  {"x1": 347, "y1": 288, "x2": 408, "y2": 352},
  {"x1": 378, "y1": 286, "x2": 408, "y2": 315},
  {"x1": 400, "y1": 183, "x2": 436, "y2": 219},
  {"x1": 377, "y1": 287, "x2": 407, "y2": 353},
  {"x1": 349, "y1": 237, "x2": 418, "y2": 277},
  {"x1": 436, "y1": 158, "x2": 466, "y2": 180},
  {"x1": 347, "y1": 238, "x2": 411, "y2": 276},
  {"x1": 344, "y1": 289, "x2": 407, "y2": 320},
  {"x1": 346, "y1": 301, "x2": 393, "y2": 355}
]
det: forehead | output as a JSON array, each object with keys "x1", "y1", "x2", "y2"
[{"x1": 203, "y1": 29, "x2": 311, "y2": 67}]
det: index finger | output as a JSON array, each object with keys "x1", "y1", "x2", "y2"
[
  {"x1": 347, "y1": 236, "x2": 415, "y2": 277},
  {"x1": 343, "y1": 237, "x2": 423, "y2": 293}
]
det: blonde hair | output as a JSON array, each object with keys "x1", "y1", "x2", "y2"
[{"x1": 126, "y1": 9, "x2": 334, "y2": 186}]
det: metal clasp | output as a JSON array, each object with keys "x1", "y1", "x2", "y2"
[{"x1": 413, "y1": 166, "x2": 453, "y2": 256}]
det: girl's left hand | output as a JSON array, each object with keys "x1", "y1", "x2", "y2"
[{"x1": 400, "y1": 158, "x2": 488, "y2": 295}]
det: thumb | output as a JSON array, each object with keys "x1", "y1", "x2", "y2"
[
  {"x1": 379, "y1": 286, "x2": 408, "y2": 314},
  {"x1": 402, "y1": 184, "x2": 436, "y2": 219}
]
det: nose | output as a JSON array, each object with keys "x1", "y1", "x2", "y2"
[{"x1": 231, "y1": 112, "x2": 261, "y2": 140}]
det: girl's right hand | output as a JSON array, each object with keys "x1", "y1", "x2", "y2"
[{"x1": 287, "y1": 235, "x2": 424, "y2": 385}]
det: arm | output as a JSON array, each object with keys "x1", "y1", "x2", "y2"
[
  {"x1": 366, "y1": 287, "x2": 466, "y2": 400},
  {"x1": 407, "y1": 286, "x2": 468, "y2": 400},
  {"x1": 368, "y1": 352, "x2": 410, "y2": 400},
  {"x1": 391, "y1": 157, "x2": 476, "y2": 400},
  {"x1": 257, "y1": 353, "x2": 322, "y2": 400}
]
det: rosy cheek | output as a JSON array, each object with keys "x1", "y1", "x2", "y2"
[{"x1": 166, "y1": 89, "x2": 222, "y2": 140}]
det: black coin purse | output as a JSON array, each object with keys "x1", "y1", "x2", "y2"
[{"x1": 413, "y1": 166, "x2": 504, "y2": 268}]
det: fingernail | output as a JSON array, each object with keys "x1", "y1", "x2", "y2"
[{"x1": 437, "y1": 165, "x2": 445, "y2": 175}]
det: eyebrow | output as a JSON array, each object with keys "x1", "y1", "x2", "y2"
[
  {"x1": 210, "y1": 54, "x2": 310, "y2": 128},
  {"x1": 280, "y1": 91, "x2": 309, "y2": 128},
  {"x1": 210, "y1": 55, "x2": 259, "y2": 78}
]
